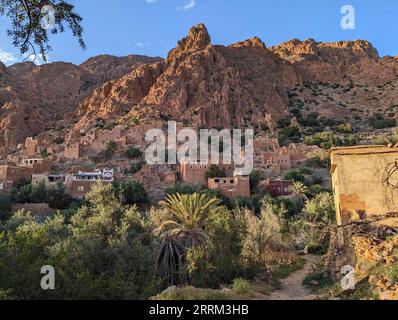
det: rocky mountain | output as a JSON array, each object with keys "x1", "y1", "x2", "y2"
[
  {"x1": 1, "y1": 23, "x2": 398, "y2": 158},
  {"x1": 75, "y1": 24, "x2": 300, "y2": 130},
  {"x1": 270, "y1": 38, "x2": 398, "y2": 84},
  {"x1": 0, "y1": 55, "x2": 161, "y2": 156}
]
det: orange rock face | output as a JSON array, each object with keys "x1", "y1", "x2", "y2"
[
  {"x1": 0, "y1": 56, "x2": 160, "y2": 156},
  {"x1": 2, "y1": 23, "x2": 398, "y2": 157},
  {"x1": 76, "y1": 24, "x2": 300, "y2": 131}
]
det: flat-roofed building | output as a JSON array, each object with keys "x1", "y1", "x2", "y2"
[
  {"x1": 208, "y1": 176, "x2": 250, "y2": 199},
  {"x1": 0, "y1": 165, "x2": 33, "y2": 193},
  {"x1": 21, "y1": 158, "x2": 51, "y2": 174},
  {"x1": 69, "y1": 169, "x2": 114, "y2": 199}
]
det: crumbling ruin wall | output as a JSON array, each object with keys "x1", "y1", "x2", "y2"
[{"x1": 324, "y1": 215, "x2": 398, "y2": 281}]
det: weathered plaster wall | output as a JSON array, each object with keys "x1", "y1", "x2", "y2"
[{"x1": 331, "y1": 147, "x2": 398, "y2": 226}]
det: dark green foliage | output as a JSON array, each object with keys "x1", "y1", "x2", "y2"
[
  {"x1": 281, "y1": 126, "x2": 300, "y2": 138},
  {"x1": 9, "y1": 181, "x2": 73, "y2": 209},
  {"x1": 0, "y1": 193, "x2": 12, "y2": 221},
  {"x1": 54, "y1": 137, "x2": 65, "y2": 145},
  {"x1": 114, "y1": 181, "x2": 148, "y2": 205},
  {"x1": 249, "y1": 170, "x2": 262, "y2": 192},
  {"x1": 300, "y1": 112, "x2": 320, "y2": 127},
  {"x1": 104, "y1": 140, "x2": 117, "y2": 160},
  {"x1": 283, "y1": 169, "x2": 306, "y2": 183},
  {"x1": 0, "y1": 184, "x2": 160, "y2": 299},
  {"x1": 0, "y1": 0, "x2": 85, "y2": 61},
  {"x1": 304, "y1": 131, "x2": 343, "y2": 149},
  {"x1": 126, "y1": 147, "x2": 143, "y2": 160},
  {"x1": 369, "y1": 113, "x2": 396, "y2": 129},
  {"x1": 165, "y1": 183, "x2": 204, "y2": 196},
  {"x1": 47, "y1": 183, "x2": 73, "y2": 209},
  {"x1": 129, "y1": 160, "x2": 145, "y2": 175},
  {"x1": 205, "y1": 165, "x2": 226, "y2": 180}
]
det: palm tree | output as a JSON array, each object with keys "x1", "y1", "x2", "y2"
[
  {"x1": 155, "y1": 193, "x2": 220, "y2": 285},
  {"x1": 290, "y1": 181, "x2": 309, "y2": 205}
]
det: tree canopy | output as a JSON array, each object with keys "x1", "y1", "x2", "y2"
[{"x1": 0, "y1": 0, "x2": 85, "y2": 61}]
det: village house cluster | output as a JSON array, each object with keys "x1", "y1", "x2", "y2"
[{"x1": 0, "y1": 121, "x2": 321, "y2": 216}]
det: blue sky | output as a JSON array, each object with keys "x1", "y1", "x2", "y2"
[{"x1": 1, "y1": 0, "x2": 398, "y2": 65}]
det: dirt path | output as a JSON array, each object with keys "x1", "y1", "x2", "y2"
[{"x1": 265, "y1": 254, "x2": 321, "y2": 300}]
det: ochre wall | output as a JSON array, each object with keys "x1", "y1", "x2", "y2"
[{"x1": 331, "y1": 148, "x2": 398, "y2": 226}]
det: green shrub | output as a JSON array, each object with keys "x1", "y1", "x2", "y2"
[
  {"x1": 205, "y1": 165, "x2": 226, "y2": 180},
  {"x1": 54, "y1": 137, "x2": 65, "y2": 144},
  {"x1": 165, "y1": 183, "x2": 204, "y2": 196},
  {"x1": 369, "y1": 113, "x2": 397, "y2": 129},
  {"x1": 104, "y1": 140, "x2": 117, "y2": 160},
  {"x1": 284, "y1": 169, "x2": 306, "y2": 183},
  {"x1": 114, "y1": 181, "x2": 148, "y2": 205},
  {"x1": 232, "y1": 278, "x2": 252, "y2": 295},
  {"x1": 129, "y1": 160, "x2": 145, "y2": 175},
  {"x1": 0, "y1": 193, "x2": 12, "y2": 221},
  {"x1": 126, "y1": 147, "x2": 143, "y2": 160},
  {"x1": 281, "y1": 126, "x2": 300, "y2": 138},
  {"x1": 153, "y1": 287, "x2": 230, "y2": 300},
  {"x1": 304, "y1": 131, "x2": 342, "y2": 149},
  {"x1": 336, "y1": 123, "x2": 353, "y2": 133}
]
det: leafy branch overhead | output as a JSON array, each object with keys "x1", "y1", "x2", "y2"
[{"x1": 0, "y1": 0, "x2": 85, "y2": 61}]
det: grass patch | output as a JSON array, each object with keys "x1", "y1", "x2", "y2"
[
  {"x1": 303, "y1": 271, "x2": 335, "y2": 293},
  {"x1": 232, "y1": 278, "x2": 252, "y2": 295},
  {"x1": 273, "y1": 257, "x2": 305, "y2": 280},
  {"x1": 152, "y1": 287, "x2": 232, "y2": 300}
]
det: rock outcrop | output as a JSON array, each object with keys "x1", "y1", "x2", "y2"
[
  {"x1": 2, "y1": 23, "x2": 398, "y2": 157},
  {"x1": 0, "y1": 55, "x2": 160, "y2": 156},
  {"x1": 76, "y1": 24, "x2": 300, "y2": 131},
  {"x1": 270, "y1": 39, "x2": 398, "y2": 85}
]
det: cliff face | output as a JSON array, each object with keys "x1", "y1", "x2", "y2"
[
  {"x1": 76, "y1": 24, "x2": 300, "y2": 130},
  {"x1": 270, "y1": 39, "x2": 398, "y2": 84},
  {"x1": 1, "y1": 23, "x2": 398, "y2": 157},
  {"x1": 0, "y1": 55, "x2": 161, "y2": 155}
]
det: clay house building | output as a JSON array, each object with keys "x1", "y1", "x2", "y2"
[
  {"x1": 21, "y1": 158, "x2": 51, "y2": 174},
  {"x1": 265, "y1": 180, "x2": 293, "y2": 197},
  {"x1": 254, "y1": 136, "x2": 280, "y2": 153},
  {"x1": 64, "y1": 142, "x2": 82, "y2": 160},
  {"x1": 330, "y1": 145, "x2": 398, "y2": 226},
  {"x1": 208, "y1": 176, "x2": 251, "y2": 199},
  {"x1": 0, "y1": 165, "x2": 33, "y2": 193},
  {"x1": 32, "y1": 173, "x2": 73, "y2": 188},
  {"x1": 179, "y1": 159, "x2": 234, "y2": 187},
  {"x1": 272, "y1": 154, "x2": 292, "y2": 171},
  {"x1": 80, "y1": 132, "x2": 96, "y2": 146},
  {"x1": 47, "y1": 145, "x2": 65, "y2": 156},
  {"x1": 24, "y1": 137, "x2": 40, "y2": 157},
  {"x1": 69, "y1": 169, "x2": 114, "y2": 199}
]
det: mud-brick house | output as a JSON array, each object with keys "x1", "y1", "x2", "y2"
[
  {"x1": 69, "y1": 169, "x2": 114, "y2": 199},
  {"x1": 265, "y1": 180, "x2": 293, "y2": 197},
  {"x1": 0, "y1": 165, "x2": 33, "y2": 193},
  {"x1": 24, "y1": 137, "x2": 40, "y2": 157},
  {"x1": 179, "y1": 159, "x2": 234, "y2": 187},
  {"x1": 32, "y1": 173, "x2": 73, "y2": 188},
  {"x1": 330, "y1": 145, "x2": 398, "y2": 226},
  {"x1": 64, "y1": 142, "x2": 82, "y2": 160},
  {"x1": 21, "y1": 158, "x2": 51, "y2": 174},
  {"x1": 208, "y1": 176, "x2": 251, "y2": 199}
]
